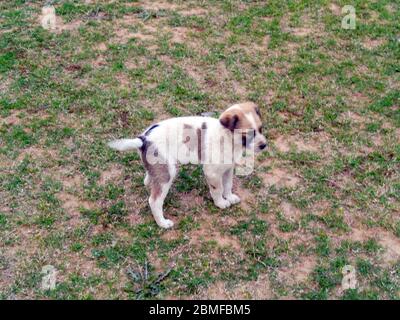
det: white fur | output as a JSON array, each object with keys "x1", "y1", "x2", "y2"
[{"x1": 107, "y1": 138, "x2": 143, "y2": 151}]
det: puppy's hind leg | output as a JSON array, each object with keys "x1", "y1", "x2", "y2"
[
  {"x1": 148, "y1": 164, "x2": 176, "y2": 229},
  {"x1": 149, "y1": 184, "x2": 173, "y2": 229}
]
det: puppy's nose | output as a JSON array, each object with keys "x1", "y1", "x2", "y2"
[{"x1": 259, "y1": 143, "x2": 267, "y2": 150}]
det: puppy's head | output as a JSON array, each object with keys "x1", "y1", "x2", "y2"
[{"x1": 219, "y1": 102, "x2": 267, "y2": 152}]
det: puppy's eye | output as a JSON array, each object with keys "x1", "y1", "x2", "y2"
[{"x1": 258, "y1": 126, "x2": 262, "y2": 134}]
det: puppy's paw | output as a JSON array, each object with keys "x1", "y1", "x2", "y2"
[
  {"x1": 158, "y1": 219, "x2": 174, "y2": 229},
  {"x1": 214, "y1": 198, "x2": 231, "y2": 209},
  {"x1": 225, "y1": 193, "x2": 241, "y2": 205}
]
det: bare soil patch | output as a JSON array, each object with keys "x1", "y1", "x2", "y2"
[
  {"x1": 262, "y1": 167, "x2": 300, "y2": 189},
  {"x1": 170, "y1": 27, "x2": 190, "y2": 43},
  {"x1": 329, "y1": 3, "x2": 342, "y2": 15},
  {"x1": 291, "y1": 27, "x2": 313, "y2": 37},
  {"x1": 95, "y1": 42, "x2": 107, "y2": 52},
  {"x1": 115, "y1": 73, "x2": 131, "y2": 88},
  {"x1": 58, "y1": 19, "x2": 82, "y2": 32},
  {"x1": 273, "y1": 135, "x2": 321, "y2": 153},
  {"x1": 62, "y1": 174, "x2": 84, "y2": 189},
  {"x1": 91, "y1": 55, "x2": 107, "y2": 68},
  {"x1": 349, "y1": 227, "x2": 400, "y2": 264},
  {"x1": 0, "y1": 77, "x2": 12, "y2": 95},
  {"x1": 139, "y1": 1, "x2": 207, "y2": 16},
  {"x1": 1, "y1": 110, "x2": 22, "y2": 126},
  {"x1": 362, "y1": 38, "x2": 386, "y2": 50},
  {"x1": 99, "y1": 165, "x2": 124, "y2": 186},
  {"x1": 196, "y1": 274, "x2": 272, "y2": 299},
  {"x1": 277, "y1": 255, "x2": 317, "y2": 285},
  {"x1": 233, "y1": 180, "x2": 254, "y2": 211},
  {"x1": 280, "y1": 201, "x2": 302, "y2": 220},
  {"x1": 340, "y1": 111, "x2": 366, "y2": 124},
  {"x1": 17, "y1": 147, "x2": 58, "y2": 161},
  {"x1": 113, "y1": 28, "x2": 136, "y2": 44},
  {"x1": 58, "y1": 192, "x2": 95, "y2": 221},
  {"x1": 178, "y1": 191, "x2": 205, "y2": 210},
  {"x1": 280, "y1": 14, "x2": 324, "y2": 38}
]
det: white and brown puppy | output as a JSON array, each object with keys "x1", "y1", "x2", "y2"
[{"x1": 108, "y1": 102, "x2": 267, "y2": 229}]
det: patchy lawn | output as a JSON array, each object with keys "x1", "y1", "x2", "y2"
[{"x1": 0, "y1": 0, "x2": 399, "y2": 299}]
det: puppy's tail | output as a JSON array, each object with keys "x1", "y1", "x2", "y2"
[{"x1": 107, "y1": 138, "x2": 143, "y2": 151}]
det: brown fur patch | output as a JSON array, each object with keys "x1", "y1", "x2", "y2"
[
  {"x1": 219, "y1": 113, "x2": 239, "y2": 131},
  {"x1": 141, "y1": 140, "x2": 170, "y2": 199},
  {"x1": 182, "y1": 124, "x2": 196, "y2": 146},
  {"x1": 182, "y1": 123, "x2": 206, "y2": 163},
  {"x1": 219, "y1": 102, "x2": 262, "y2": 132}
]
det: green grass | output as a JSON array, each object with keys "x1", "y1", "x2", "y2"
[{"x1": 0, "y1": 0, "x2": 399, "y2": 300}]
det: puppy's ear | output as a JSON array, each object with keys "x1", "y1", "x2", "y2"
[{"x1": 219, "y1": 112, "x2": 239, "y2": 131}]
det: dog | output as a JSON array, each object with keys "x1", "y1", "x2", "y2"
[{"x1": 108, "y1": 102, "x2": 267, "y2": 229}]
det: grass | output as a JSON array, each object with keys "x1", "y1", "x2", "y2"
[{"x1": 0, "y1": 0, "x2": 399, "y2": 300}]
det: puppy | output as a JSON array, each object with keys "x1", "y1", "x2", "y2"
[{"x1": 108, "y1": 102, "x2": 267, "y2": 229}]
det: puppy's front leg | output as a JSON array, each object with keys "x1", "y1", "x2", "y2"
[
  {"x1": 204, "y1": 165, "x2": 231, "y2": 209},
  {"x1": 222, "y1": 168, "x2": 240, "y2": 205}
]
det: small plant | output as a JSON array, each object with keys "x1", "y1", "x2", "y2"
[{"x1": 125, "y1": 260, "x2": 173, "y2": 299}]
